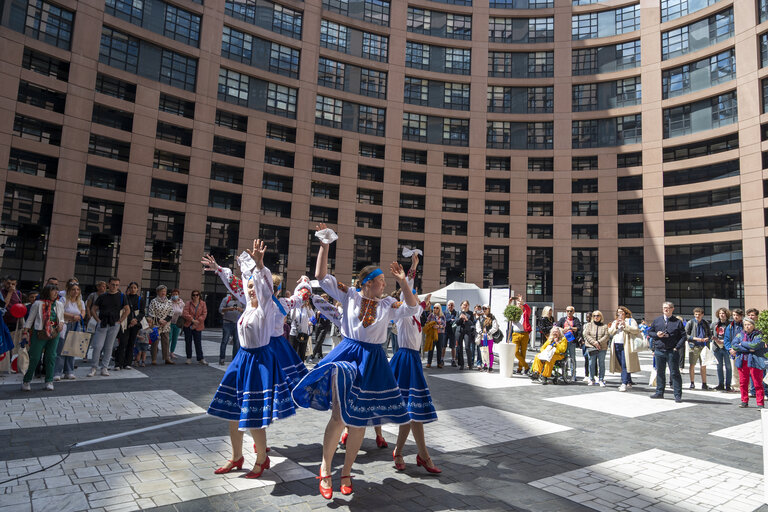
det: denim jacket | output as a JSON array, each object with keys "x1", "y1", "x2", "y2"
[{"x1": 732, "y1": 330, "x2": 767, "y2": 370}]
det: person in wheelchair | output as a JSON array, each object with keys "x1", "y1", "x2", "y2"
[{"x1": 530, "y1": 326, "x2": 568, "y2": 385}]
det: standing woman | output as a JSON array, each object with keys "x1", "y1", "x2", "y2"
[
  {"x1": 454, "y1": 300, "x2": 474, "y2": 370},
  {"x1": 711, "y1": 307, "x2": 732, "y2": 392},
  {"x1": 182, "y1": 290, "x2": 208, "y2": 365},
  {"x1": 207, "y1": 240, "x2": 295, "y2": 478},
  {"x1": 169, "y1": 290, "x2": 185, "y2": 360},
  {"x1": 426, "y1": 304, "x2": 446, "y2": 369},
  {"x1": 583, "y1": 311, "x2": 610, "y2": 386},
  {"x1": 292, "y1": 223, "x2": 419, "y2": 499},
  {"x1": 392, "y1": 253, "x2": 440, "y2": 473},
  {"x1": 289, "y1": 298, "x2": 313, "y2": 362},
  {"x1": 55, "y1": 282, "x2": 85, "y2": 380},
  {"x1": 608, "y1": 306, "x2": 641, "y2": 392},
  {"x1": 475, "y1": 306, "x2": 499, "y2": 373},
  {"x1": 538, "y1": 306, "x2": 554, "y2": 351},
  {"x1": 21, "y1": 284, "x2": 64, "y2": 390},
  {"x1": 115, "y1": 282, "x2": 144, "y2": 370},
  {"x1": 443, "y1": 300, "x2": 457, "y2": 367}
]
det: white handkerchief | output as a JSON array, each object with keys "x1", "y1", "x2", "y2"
[
  {"x1": 402, "y1": 247, "x2": 423, "y2": 258},
  {"x1": 315, "y1": 228, "x2": 338, "y2": 245},
  {"x1": 237, "y1": 251, "x2": 256, "y2": 280}
]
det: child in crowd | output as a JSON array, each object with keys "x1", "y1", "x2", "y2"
[{"x1": 134, "y1": 326, "x2": 156, "y2": 367}]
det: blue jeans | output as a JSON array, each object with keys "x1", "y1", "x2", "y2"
[
  {"x1": 713, "y1": 346, "x2": 731, "y2": 388},
  {"x1": 614, "y1": 343, "x2": 633, "y2": 385},
  {"x1": 428, "y1": 332, "x2": 444, "y2": 366},
  {"x1": 389, "y1": 332, "x2": 398, "y2": 355},
  {"x1": 220, "y1": 321, "x2": 239, "y2": 360},
  {"x1": 588, "y1": 350, "x2": 606, "y2": 381},
  {"x1": 654, "y1": 349, "x2": 682, "y2": 399},
  {"x1": 567, "y1": 342, "x2": 578, "y2": 376},
  {"x1": 54, "y1": 321, "x2": 77, "y2": 377}
]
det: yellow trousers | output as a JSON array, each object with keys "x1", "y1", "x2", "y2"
[{"x1": 512, "y1": 332, "x2": 529, "y2": 371}]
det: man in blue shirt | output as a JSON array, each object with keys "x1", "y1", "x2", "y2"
[{"x1": 647, "y1": 301, "x2": 686, "y2": 402}]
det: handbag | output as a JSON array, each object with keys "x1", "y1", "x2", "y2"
[
  {"x1": 539, "y1": 344, "x2": 557, "y2": 362},
  {"x1": 175, "y1": 315, "x2": 186, "y2": 328},
  {"x1": 492, "y1": 330, "x2": 503, "y2": 343},
  {"x1": 632, "y1": 336, "x2": 649, "y2": 352},
  {"x1": 62, "y1": 321, "x2": 91, "y2": 358},
  {"x1": 296, "y1": 332, "x2": 309, "y2": 343}
]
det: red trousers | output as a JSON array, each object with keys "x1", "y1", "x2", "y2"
[{"x1": 739, "y1": 362, "x2": 765, "y2": 406}]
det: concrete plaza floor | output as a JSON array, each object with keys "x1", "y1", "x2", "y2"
[{"x1": 0, "y1": 330, "x2": 766, "y2": 512}]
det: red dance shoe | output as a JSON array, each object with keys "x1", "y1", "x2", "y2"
[
  {"x1": 244, "y1": 457, "x2": 270, "y2": 479},
  {"x1": 340, "y1": 431, "x2": 348, "y2": 448},
  {"x1": 340, "y1": 474, "x2": 354, "y2": 495},
  {"x1": 214, "y1": 456, "x2": 244, "y2": 474},
  {"x1": 416, "y1": 454, "x2": 442, "y2": 474},
  {"x1": 393, "y1": 450, "x2": 406, "y2": 471},
  {"x1": 375, "y1": 435, "x2": 388, "y2": 449},
  {"x1": 252, "y1": 443, "x2": 271, "y2": 454},
  {"x1": 316, "y1": 474, "x2": 333, "y2": 499}
]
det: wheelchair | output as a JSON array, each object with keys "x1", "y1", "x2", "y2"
[{"x1": 528, "y1": 340, "x2": 576, "y2": 385}]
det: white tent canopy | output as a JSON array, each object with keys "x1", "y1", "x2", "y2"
[{"x1": 418, "y1": 281, "x2": 481, "y2": 303}]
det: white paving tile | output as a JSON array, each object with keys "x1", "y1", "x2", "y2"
[
  {"x1": 545, "y1": 390, "x2": 696, "y2": 418},
  {"x1": 0, "y1": 365, "x2": 147, "y2": 386},
  {"x1": 684, "y1": 388, "x2": 742, "y2": 400},
  {"x1": 0, "y1": 436, "x2": 315, "y2": 512},
  {"x1": 528, "y1": 449, "x2": 763, "y2": 512},
  {"x1": 709, "y1": 419, "x2": 762, "y2": 446},
  {"x1": 0, "y1": 390, "x2": 204, "y2": 430},
  {"x1": 382, "y1": 405, "x2": 571, "y2": 453},
  {"x1": 429, "y1": 372, "x2": 537, "y2": 389}
]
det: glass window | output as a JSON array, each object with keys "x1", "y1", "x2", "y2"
[
  {"x1": 272, "y1": 4, "x2": 302, "y2": 39},
  {"x1": 22, "y1": 48, "x2": 69, "y2": 80},
  {"x1": 84, "y1": 165, "x2": 125, "y2": 190},
  {"x1": 403, "y1": 113, "x2": 427, "y2": 142},
  {"x1": 218, "y1": 68, "x2": 249, "y2": 106},
  {"x1": 22, "y1": 0, "x2": 74, "y2": 50},
  {"x1": 527, "y1": 86, "x2": 553, "y2": 113},
  {"x1": 358, "y1": 105, "x2": 385, "y2": 136},
  {"x1": 661, "y1": 26, "x2": 688, "y2": 61},
  {"x1": 360, "y1": 143, "x2": 384, "y2": 159},
  {"x1": 404, "y1": 77, "x2": 428, "y2": 105},
  {"x1": 95, "y1": 73, "x2": 135, "y2": 101},
  {"x1": 445, "y1": 154, "x2": 469, "y2": 168},
  {"x1": 406, "y1": 41, "x2": 430, "y2": 69},
  {"x1": 444, "y1": 83, "x2": 470, "y2": 110},
  {"x1": 360, "y1": 68, "x2": 387, "y2": 99},
  {"x1": 164, "y1": 4, "x2": 201, "y2": 47},
  {"x1": 214, "y1": 136, "x2": 246, "y2": 158},
  {"x1": 264, "y1": 147, "x2": 294, "y2": 166},
  {"x1": 572, "y1": 83, "x2": 596, "y2": 112},
  {"x1": 443, "y1": 118, "x2": 469, "y2": 146},
  {"x1": 156, "y1": 121, "x2": 192, "y2": 146},
  {"x1": 663, "y1": 133, "x2": 738, "y2": 162},
  {"x1": 316, "y1": 95, "x2": 343, "y2": 128},
  {"x1": 572, "y1": 248, "x2": 598, "y2": 312},
  {"x1": 266, "y1": 123, "x2": 295, "y2": 142},
  {"x1": 447, "y1": 14, "x2": 471, "y2": 40},
  {"x1": 664, "y1": 213, "x2": 740, "y2": 236},
  {"x1": 364, "y1": 0, "x2": 390, "y2": 26},
  {"x1": 13, "y1": 115, "x2": 61, "y2": 145},
  {"x1": 159, "y1": 49, "x2": 197, "y2": 92},
  {"x1": 362, "y1": 32, "x2": 388, "y2": 62},
  {"x1": 154, "y1": 150, "x2": 190, "y2": 174},
  {"x1": 17, "y1": 81, "x2": 66, "y2": 113},
  {"x1": 527, "y1": 247, "x2": 552, "y2": 303},
  {"x1": 221, "y1": 26, "x2": 252, "y2": 63},
  {"x1": 100, "y1": 27, "x2": 139, "y2": 73},
  {"x1": 616, "y1": 77, "x2": 641, "y2": 107},
  {"x1": 92, "y1": 104, "x2": 133, "y2": 131},
  {"x1": 8, "y1": 148, "x2": 58, "y2": 178},
  {"x1": 320, "y1": 20, "x2": 347, "y2": 52},
  {"x1": 88, "y1": 134, "x2": 130, "y2": 161},
  {"x1": 318, "y1": 57, "x2": 345, "y2": 89},
  {"x1": 160, "y1": 94, "x2": 195, "y2": 118},
  {"x1": 572, "y1": 224, "x2": 598, "y2": 239},
  {"x1": 572, "y1": 201, "x2": 598, "y2": 216},
  {"x1": 312, "y1": 157, "x2": 340, "y2": 175},
  {"x1": 615, "y1": 4, "x2": 639, "y2": 35},
  {"x1": 529, "y1": 17, "x2": 553, "y2": 43},
  {"x1": 528, "y1": 51, "x2": 553, "y2": 77},
  {"x1": 444, "y1": 175, "x2": 468, "y2": 190},
  {"x1": 407, "y1": 7, "x2": 431, "y2": 33},
  {"x1": 489, "y1": 17, "x2": 513, "y2": 42},
  {"x1": 527, "y1": 202, "x2": 553, "y2": 216},
  {"x1": 402, "y1": 148, "x2": 427, "y2": 164},
  {"x1": 105, "y1": 0, "x2": 143, "y2": 24},
  {"x1": 617, "y1": 199, "x2": 642, "y2": 215},
  {"x1": 358, "y1": 164, "x2": 384, "y2": 180},
  {"x1": 573, "y1": 156, "x2": 598, "y2": 170},
  {"x1": 712, "y1": 91, "x2": 738, "y2": 127},
  {"x1": 488, "y1": 156, "x2": 511, "y2": 171},
  {"x1": 571, "y1": 12, "x2": 596, "y2": 40},
  {"x1": 528, "y1": 122, "x2": 553, "y2": 149},
  {"x1": 445, "y1": 48, "x2": 471, "y2": 75},
  {"x1": 269, "y1": 42, "x2": 300, "y2": 79},
  {"x1": 266, "y1": 83, "x2": 297, "y2": 118},
  {"x1": 323, "y1": 0, "x2": 348, "y2": 15},
  {"x1": 211, "y1": 162, "x2": 243, "y2": 184}
]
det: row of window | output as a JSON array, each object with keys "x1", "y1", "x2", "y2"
[{"x1": 106, "y1": 0, "x2": 201, "y2": 48}]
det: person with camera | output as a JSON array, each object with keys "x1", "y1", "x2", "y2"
[
  {"x1": 648, "y1": 301, "x2": 686, "y2": 402},
  {"x1": 475, "y1": 305, "x2": 500, "y2": 373},
  {"x1": 453, "y1": 300, "x2": 475, "y2": 370}
]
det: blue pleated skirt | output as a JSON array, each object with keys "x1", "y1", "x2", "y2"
[
  {"x1": 292, "y1": 337, "x2": 410, "y2": 427},
  {"x1": 389, "y1": 348, "x2": 437, "y2": 424},
  {"x1": 270, "y1": 335, "x2": 308, "y2": 390},
  {"x1": 207, "y1": 344, "x2": 296, "y2": 430}
]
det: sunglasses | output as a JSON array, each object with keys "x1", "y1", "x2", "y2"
[{"x1": 191, "y1": 293, "x2": 200, "y2": 297}]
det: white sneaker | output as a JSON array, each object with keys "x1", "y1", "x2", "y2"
[
  {"x1": 53, "y1": 375, "x2": 61, "y2": 382},
  {"x1": 113, "y1": 366, "x2": 120, "y2": 371},
  {"x1": 87, "y1": 368, "x2": 97, "y2": 377},
  {"x1": 186, "y1": 359, "x2": 192, "y2": 365},
  {"x1": 100, "y1": 368, "x2": 110, "y2": 376},
  {"x1": 618, "y1": 384, "x2": 627, "y2": 392},
  {"x1": 66, "y1": 374, "x2": 77, "y2": 380},
  {"x1": 123, "y1": 365, "x2": 132, "y2": 370},
  {"x1": 44, "y1": 382, "x2": 54, "y2": 391},
  {"x1": 587, "y1": 380, "x2": 594, "y2": 386},
  {"x1": 198, "y1": 359, "x2": 208, "y2": 365},
  {"x1": 21, "y1": 382, "x2": 31, "y2": 391},
  {"x1": 627, "y1": 383, "x2": 633, "y2": 390},
  {"x1": 599, "y1": 381, "x2": 606, "y2": 387},
  {"x1": 582, "y1": 376, "x2": 590, "y2": 383}
]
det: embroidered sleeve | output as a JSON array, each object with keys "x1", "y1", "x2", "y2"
[
  {"x1": 383, "y1": 296, "x2": 420, "y2": 321},
  {"x1": 215, "y1": 266, "x2": 246, "y2": 305},
  {"x1": 391, "y1": 301, "x2": 403, "y2": 309},
  {"x1": 319, "y1": 274, "x2": 348, "y2": 303},
  {"x1": 407, "y1": 268, "x2": 416, "y2": 280}
]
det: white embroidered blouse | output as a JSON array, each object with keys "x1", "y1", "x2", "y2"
[{"x1": 320, "y1": 274, "x2": 420, "y2": 344}]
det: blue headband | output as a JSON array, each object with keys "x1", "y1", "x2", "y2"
[{"x1": 357, "y1": 268, "x2": 383, "y2": 291}]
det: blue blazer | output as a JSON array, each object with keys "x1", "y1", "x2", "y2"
[
  {"x1": 732, "y1": 331, "x2": 767, "y2": 370},
  {"x1": 647, "y1": 315, "x2": 686, "y2": 351}
]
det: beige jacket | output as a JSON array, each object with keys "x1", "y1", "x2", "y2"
[
  {"x1": 608, "y1": 317, "x2": 641, "y2": 374},
  {"x1": 583, "y1": 322, "x2": 610, "y2": 351}
]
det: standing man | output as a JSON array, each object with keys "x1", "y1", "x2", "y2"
[
  {"x1": 556, "y1": 306, "x2": 582, "y2": 380},
  {"x1": 648, "y1": 301, "x2": 686, "y2": 402},
  {"x1": 85, "y1": 281, "x2": 107, "y2": 324},
  {"x1": 218, "y1": 293, "x2": 242, "y2": 365},
  {"x1": 310, "y1": 296, "x2": 332, "y2": 361},
  {"x1": 444, "y1": 300, "x2": 457, "y2": 367},
  {"x1": 685, "y1": 307, "x2": 711, "y2": 390},
  {"x1": 147, "y1": 285, "x2": 175, "y2": 365},
  {"x1": 509, "y1": 294, "x2": 532, "y2": 374},
  {"x1": 2, "y1": 276, "x2": 23, "y2": 333},
  {"x1": 88, "y1": 277, "x2": 129, "y2": 377}
]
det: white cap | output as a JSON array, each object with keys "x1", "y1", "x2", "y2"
[{"x1": 482, "y1": 304, "x2": 489, "y2": 309}]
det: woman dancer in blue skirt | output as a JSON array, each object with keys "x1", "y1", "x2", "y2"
[
  {"x1": 206, "y1": 240, "x2": 294, "y2": 478},
  {"x1": 391, "y1": 252, "x2": 441, "y2": 473},
  {"x1": 292, "y1": 223, "x2": 420, "y2": 499}
]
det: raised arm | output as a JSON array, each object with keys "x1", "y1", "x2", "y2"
[
  {"x1": 314, "y1": 223, "x2": 330, "y2": 281},
  {"x1": 391, "y1": 262, "x2": 417, "y2": 307},
  {"x1": 203, "y1": 253, "x2": 247, "y2": 305}
]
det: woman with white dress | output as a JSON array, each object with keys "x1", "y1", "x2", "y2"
[
  {"x1": 391, "y1": 253, "x2": 441, "y2": 474},
  {"x1": 206, "y1": 240, "x2": 294, "y2": 479},
  {"x1": 292, "y1": 223, "x2": 419, "y2": 499},
  {"x1": 55, "y1": 282, "x2": 85, "y2": 380}
]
